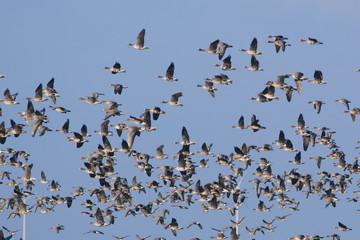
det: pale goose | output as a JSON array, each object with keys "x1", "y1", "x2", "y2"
[
  {"x1": 243, "y1": 55, "x2": 263, "y2": 71},
  {"x1": 157, "y1": 62, "x2": 178, "y2": 81},
  {"x1": 197, "y1": 39, "x2": 219, "y2": 54},
  {"x1": 239, "y1": 37, "x2": 262, "y2": 55},
  {"x1": 161, "y1": 92, "x2": 183, "y2": 106},
  {"x1": 214, "y1": 55, "x2": 236, "y2": 71},
  {"x1": 128, "y1": 28, "x2": 149, "y2": 50},
  {"x1": 299, "y1": 37, "x2": 323, "y2": 45},
  {"x1": 103, "y1": 62, "x2": 126, "y2": 74}
]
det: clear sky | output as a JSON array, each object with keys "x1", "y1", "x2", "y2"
[{"x1": 0, "y1": 0, "x2": 359, "y2": 239}]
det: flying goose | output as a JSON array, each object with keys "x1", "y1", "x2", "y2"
[
  {"x1": 196, "y1": 81, "x2": 217, "y2": 98},
  {"x1": 197, "y1": 39, "x2": 219, "y2": 54},
  {"x1": 161, "y1": 92, "x2": 183, "y2": 106},
  {"x1": 239, "y1": 37, "x2": 262, "y2": 55},
  {"x1": 299, "y1": 37, "x2": 323, "y2": 44},
  {"x1": 157, "y1": 62, "x2": 178, "y2": 81},
  {"x1": 0, "y1": 89, "x2": 19, "y2": 105},
  {"x1": 43, "y1": 78, "x2": 60, "y2": 104},
  {"x1": 25, "y1": 84, "x2": 47, "y2": 102},
  {"x1": 110, "y1": 84, "x2": 128, "y2": 95},
  {"x1": 243, "y1": 55, "x2": 263, "y2": 71},
  {"x1": 217, "y1": 41, "x2": 233, "y2": 60},
  {"x1": 214, "y1": 55, "x2": 236, "y2": 71},
  {"x1": 306, "y1": 70, "x2": 326, "y2": 84},
  {"x1": 103, "y1": 62, "x2": 126, "y2": 74},
  {"x1": 128, "y1": 28, "x2": 149, "y2": 50}
]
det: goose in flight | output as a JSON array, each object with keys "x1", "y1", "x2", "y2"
[
  {"x1": 214, "y1": 55, "x2": 236, "y2": 71},
  {"x1": 0, "y1": 89, "x2": 19, "y2": 105},
  {"x1": 240, "y1": 37, "x2": 262, "y2": 55},
  {"x1": 217, "y1": 41, "x2": 233, "y2": 60},
  {"x1": 157, "y1": 62, "x2": 178, "y2": 81},
  {"x1": 196, "y1": 81, "x2": 217, "y2": 98},
  {"x1": 243, "y1": 55, "x2": 263, "y2": 71},
  {"x1": 308, "y1": 100, "x2": 325, "y2": 114},
  {"x1": 197, "y1": 39, "x2": 219, "y2": 54},
  {"x1": 267, "y1": 36, "x2": 291, "y2": 53},
  {"x1": 25, "y1": 83, "x2": 47, "y2": 102},
  {"x1": 43, "y1": 78, "x2": 60, "y2": 104},
  {"x1": 103, "y1": 62, "x2": 126, "y2": 74},
  {"x1": 161, "y1": 92, "x2": 183, "y2": 106},
  {"x1": 128, "y1": 28, "x2": 149, "y2": 50},
  {"x1": 299, "y1": 37, "x2": 323, "y2": 45},
  {"x1": 66, "y1": 132, "x2": 88, "y2": 148},
  {"x1": 174, "y1": 126, "x2": 195, "y2": 145},
  {"x1": 110, "y1": 84, "x2": 128, "y2": 95},
  {"x1": 306, "y1": 70, "x2": 326, "y2": 84}
]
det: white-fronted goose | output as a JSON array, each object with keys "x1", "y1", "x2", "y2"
[{"x1": 128, "y1": 28, "x2": 149, "y2": 50}]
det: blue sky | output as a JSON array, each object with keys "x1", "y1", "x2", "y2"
[{"x1": 0, "y1": 0, "x2": 359, "y2": 239}]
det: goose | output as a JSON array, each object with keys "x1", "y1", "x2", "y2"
[
  {"x1": 150, "y1": 144, "x2": 168, "y2": 159},
  {"x1": 283, "y1": 85, "x2": 297, "y2": 102},
  {"x1": 333, "y1": 222, "x2": 352, "y2": 231},
  {"x1": 280, "y1": 139, "x2": 298, "y2": 152},
  {"x1": 334, "y1": 98, "x2": 350, "y2": 110},
  {"x1": 164, "y1": 218, "x2": 184, "y2": 236},
  {"x1": 308, "y1": 100, "x2": 325, "y2": 114},
  {"x1": 344, "y1": 107, "x2": 360, "y2": 121},
  {"x1": 214, "y1": 55, "x2": 236, "y2": 71},
  {"x1": 80, "y1": 124, "x2": 91, "y2": 137},
  {"x1": 246, "y1": 114, "x2": 266, "y2": 132},
  {"x1": 110, "y1": 84, "x2": 128, "y2": 95},
  {"x1": 197, "y1": 39, "x2": 219, "y2": 54},
  {"x1": 157, "y1": 62, "x2": 178, "y2": 81},
  {"x1": 205, "y1": 74, "x2": 232, "y2": 85},
  {"x1": 124, "y1": 125, "x2": 141, "y2": 149},
  {"x1": 161, "y1": 92, "x2": 183, "y2": 106},
  {"x1": 174, "y1": 126, "x2": 195, "y2": 145},
  {"x1": 250, "y1": 93, "x2": 269, "y2": 102},
  {"x1": 128, "y1": 28, "x2": 149, "y2": 50},
  {"x1": 0, "y1": 89, "x2": 19, "y2": 105},
  {"x1": 43, "y1": 78, "x2": 60, "y2": 104},
  {"x1": 299, "y1": 37, "x2": 323, "y2": 44},
  {"x1": 25, "y1": 83, "x2": 47, "y2": 102},
  {"x1": 267, "y1": 38, "x2": 291, "y2": 53},
  {"x1": 287, "y1": 72, "x2": 308, "y2": 94},
  {"x1": 93, "y1": 120, "x2": 113, "y2": 136},
  {"x1": 89, "y1": 208, "x2": 105, "y2": 227},
  {"x1": 109, "y1": 123, "x2": 126, "y2": 137},
  {"x1": 196, "y1": 142, "x2": 213, "y2": 155},
  {"x1": 265, "y1": 75, "x2": 288, "y2": 88},
  {"x1": 260, "y1": 85, "x2": 279, "y2": 101},
  {"x1": 290, "y1": 113, "x2": 308, "y2": 129},
  {"x1": 8, "y1": 119, "x2": 26, "y2": 137},
  {"x1": 48, "y1": 106, "x2": 71, "y2": 113},
  {"x1": 55, "y1": 119, "x2": 72, "y2": 134},
  {"x1": 49, "y1": 224, "x2": 64, "y2": 234},
  {"x1": 66, "y1": 132, "x2": 88, "y2": 148},
  {"x1": 243, "y1": 55, "x2": 263, "y2": 71},
  {"x1": 187, "y1": 221, "x2": 203, "y2": 229},
  {"x1": 103, "y1": 62, "x2": 126, "y2": 74},
  {"x1": 239, "y1": 37, "x2": 262, "y2": 55},
  {"x1": 144, "y1": 106, "x2": 165, "y2": 120},
  {"x1": 309, "y1": 156, "x2": 325, "y2": 169},
  {"x1": 306, "y1": 70, "x2": 326, "y2": 84},
  {"x1": 196, "y1": 81, "x2": 217, "y2": 98},
  {"x1": 79, "y1": 93, "x2": 104, "y2": 104},
  {"x1": 217, "y1": 41, "x2": 233, "y2": 60},
  {"x1": 231, "y1": 116, "x2": 246, "y2": 129}
]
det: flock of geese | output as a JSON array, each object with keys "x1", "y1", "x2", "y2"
[{"x1": 0, "y1": 28, "x2": 359, "y2": 240}]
